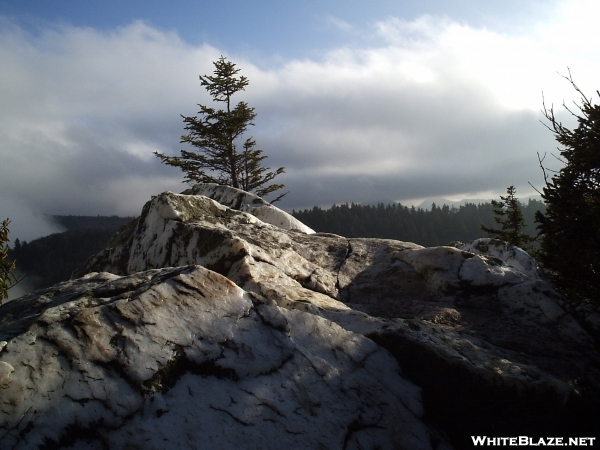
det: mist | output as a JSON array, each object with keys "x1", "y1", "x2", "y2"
[{"x1": 0, "y1": 195, "x2": 65, "y2": 244}]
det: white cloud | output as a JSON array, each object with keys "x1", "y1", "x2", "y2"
[
  {"x1": 0, "y1": 19, "x2": 219, "y2": 225},
  {"x1": 375, "y1": 15, "x2": 452, "y2": 46},
  {"x1": 0, "y1": 195, "x2": 64, "y2": 244},
  {"x1": 371, "y1": 1, "x2": 599, "y2": 111},
  {"x1": 0, "y1": 0, "x2": 598, "y2": 244},
  {"x1": 324, "y1": 15, "x2": 356, "y2": 33}
]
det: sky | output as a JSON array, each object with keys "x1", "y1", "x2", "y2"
[{"x1": 1, "y1": 0, "x2": 599, "y2": 243}]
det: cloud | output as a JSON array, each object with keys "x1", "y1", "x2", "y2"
[
  {"x1": 0, "y1": 195, "x2": 64, "y2": 244},
  {"x1": 324, "y1": 16, "x2": 356, "y2": 34},
  {"x1": 1, "y1": 1, "x2": 598, "y2": 245},
  {"x1": 5, "y1": 271, "x2": 37, "y2": 302},
  {"x1": 245, "y1": 0, "x2": 598, "y2": 207},
  {"x1": 0, "y1": 19, "x2": 212, "y2": 237}
]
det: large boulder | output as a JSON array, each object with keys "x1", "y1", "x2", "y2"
[
  {"x1": 0, "y1": 266, "x2": 431, "y2": 449},
  {"x1": 454, "y1": 238, "x2": 545, "y2": 280},
  {"x1": 3, "y1": 187, "x2": 599, "y2": 448}
]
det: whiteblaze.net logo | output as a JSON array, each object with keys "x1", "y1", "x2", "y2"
[{"x1": 471, "y1": 436, "x2": 597, "y2": 446}]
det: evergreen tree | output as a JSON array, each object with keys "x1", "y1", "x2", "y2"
[
  {"x1": 535, "y1": 73, "x2": 600, "y2": 302},
  {"x1": 1, "y1": 218, "x2": 18, "y2": 303},
  {"x1": 481, "y1": 186, "x2": 536, "y2": 250},
  {"x1": 155, "y1": 56, "x2": 286, "y2": 200}
]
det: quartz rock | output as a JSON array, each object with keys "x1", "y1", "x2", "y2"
[
  {"x1": 0, "y1": 266, "x2": 431, "y2": 449},
  {"x1": 182, "y1": 183, "x2": 314, "y2": 234},
  {"x1": 5, "y1": 187, "x2": 599, "y2": 448}
]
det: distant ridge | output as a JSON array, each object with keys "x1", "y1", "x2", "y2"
[
  {"x1": 8, "y1": 215, "x2": 136, "y2": 296},
  {"x1": 415, "y1": 195, "x2": 543, "y2": 211},
  {"x1": 49, "y1": 214, "x2": 135, "y2": 232}
]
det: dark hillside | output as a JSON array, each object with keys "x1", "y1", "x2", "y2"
[
  {"x1": 9, "y1": 216, "x2": 135, "y2": 292},
  {"x1": 51, "y1": 214, "x2": 134, "y2": 232}
]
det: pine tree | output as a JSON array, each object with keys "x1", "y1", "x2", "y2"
[
  {"x1": 1, "y1": 218, "x2": 18, "y2": 303},
  {"x1": 481, "y1": 186, "x2": 536, "y2": 250},
  {"x1": 535, "y1": 72, "x2": 599, "y2": 302},
  {"x1": 155, "y1": 56, "x2": 286, "y2": 201}
]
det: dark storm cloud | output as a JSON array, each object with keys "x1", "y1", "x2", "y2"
[{"x1": 251, "y1": 70, "x2": 556, "y2": 210}]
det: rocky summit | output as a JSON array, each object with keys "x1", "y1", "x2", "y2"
[{"x1": 1, "y1": 184, "x2": 599, "y2": 449}]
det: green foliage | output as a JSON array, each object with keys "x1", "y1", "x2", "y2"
[
  {"x1": 1, "y1": 218, "x2": 17, "y2": 303},
  {"x1": 481, "y1": 186, "x2": 537, "y2": 251},
  {"x1": 535, "y1": 73, "x2": 600, "y2": 303},
  {"x1": 293, "y1": 200, "x2": 544, "y2": 247},
  {"x1": 155, "y1": 56, "x2": 286, "y2": 201}
]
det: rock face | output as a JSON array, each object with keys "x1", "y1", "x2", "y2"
[
  {"x1": 182, "y1": 183, "x2": 314, "y2": 234},
  {"x1": 2, "y1": 185, "x2": 599, "y2": 449},
  {"x1": 0, "y1": 266, "x2": 429, "y2": 449}
]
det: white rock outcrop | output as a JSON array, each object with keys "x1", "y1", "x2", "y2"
[
  {"x1": 2, "y1": 187, "x2": 599, "y2": 448},
  {"x1": 0, "y1": 266, "x2": 431, "y2": 449},
  {"x1": 455, "y1": 238, "x2": 545, "y2": 280},
  {"x1": 182, "y1": 183, "x2": 315, "y2": 234}
]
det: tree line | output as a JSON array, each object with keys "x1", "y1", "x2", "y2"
[
  {"x1": 293, "y1": 199, "x2": 544, "y2": 248},
  {"x1": 4, "y1": 216, "x2": 133, "y2": 298}
]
